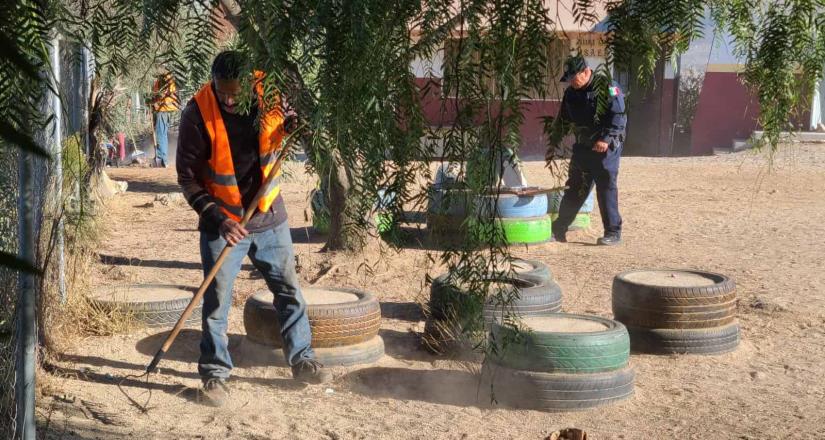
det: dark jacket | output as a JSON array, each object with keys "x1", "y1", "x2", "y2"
[
  {"x1": 557, "y1": 77, "x2": 627, "y2": 149},
  {"x1": 176, "y1": 94, "x2": 288, "y2": 233}
]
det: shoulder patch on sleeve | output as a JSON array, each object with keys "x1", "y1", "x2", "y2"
[{"x1": 608, "y1": 85, "x2": 622, "y2": 97}]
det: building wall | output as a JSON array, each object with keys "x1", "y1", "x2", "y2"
[
  {"x1": 414, "y1": 33, "x2": 606, "y2": 161},
  {"x1": 689, "y1": 65, "x2": 760, "y2": 155}
]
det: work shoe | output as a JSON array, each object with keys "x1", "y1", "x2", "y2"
[
  {"x1": 291, "y1": 359, "x2": 332, "y2": 384},
  {"x1": 597, "y1": 235, "x2": 622, "y2": 246},
  {"x1": 551, "y1": 232, "x2": 567, "y2": 243},
  {"x1": 200, "y1": 378, "x2": 229, "y2": 407}
]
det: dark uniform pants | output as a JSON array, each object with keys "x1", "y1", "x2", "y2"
[{"x1": 552, "y1": 143, "x2": 623, "y2": 237}]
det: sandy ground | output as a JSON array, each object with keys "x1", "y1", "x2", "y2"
[{"x1": 39, "y1": 144, "x2": 825, "y2": 439}]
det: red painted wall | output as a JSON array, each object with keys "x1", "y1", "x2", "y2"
[
  {"x1": 417, "y1": 78, "x2": 561, "y2": 160},
  {"x1": 690, "y1": 72, "x2": 760, "y2": 155}
]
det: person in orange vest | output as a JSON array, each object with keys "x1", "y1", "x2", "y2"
[
  {"x1": 176, "y1": 51, "x2": 326, "y2": 407},
  {"x1": 150, "y1": 67, "x2": 179, "y2": 167}
]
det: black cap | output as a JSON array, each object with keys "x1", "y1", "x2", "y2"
[{"x1": 560, "y1": 55, "x2": 588, "y2": 82}]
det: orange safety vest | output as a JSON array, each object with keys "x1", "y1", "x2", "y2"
[
  {"x1": 152, "y1": 73, "x2": 179, "y2": 112},
  {"x1": 193, "y1": 73, "x2": 284, "y2": 222}
]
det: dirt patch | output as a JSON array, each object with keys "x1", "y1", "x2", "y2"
[
  {"x1": 89, "y1": 285, "x2": 194, "y2": 302},
  {"x1": 40, "y1": 145, "x2": 825, "y2": 440},
  {"x1": 623, "y1": 270, "x2": 717, "y2": 287},
  {"x1": 521, "y1": 315, "x2": 608, "y2": 333},
  {"x1": 253, "y1": 288, "x2": 361, "y2": 305}
]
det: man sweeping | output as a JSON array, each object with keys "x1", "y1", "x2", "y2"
[
  {"x1": 547, "y1": 55, "x2": 626, "y2": 246},
  {"x1": 176, "y1": 51, "x2": 330, "y2": 407}
]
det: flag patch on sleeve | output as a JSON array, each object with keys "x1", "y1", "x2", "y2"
[{"x1": 609, "y1": 85, "x2": 622, "y2": 97}]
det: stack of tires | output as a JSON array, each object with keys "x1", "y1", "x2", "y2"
[
  {"x1": 484, "y1": 314, "x2": 635, "y2": 412},
  {"x1": 428, "y1": 190, "x2": 554, "y2": 246},
  {"x1": 423, "y1": 259, "x2": 561, "y2": 353},
  {"x1": 426, "y1": 163, "x2": 472, "y2": 241},
  {"x1": 477, "y1": 191, "x2": 552, "y2": 245},
  {"x1": 426, "y1": 187, "x2": 473, "y2": 238},
  {"x1": 548, "y1": 189, "x2": 595, "y2": 231},
  {"x1": 243, "y1": 287, "x2": 384, "y2": 366},
  {"x1": 612, "y1": 270, "x2": 740, "y2": 355}
]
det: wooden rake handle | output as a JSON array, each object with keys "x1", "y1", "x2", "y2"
[{"x1": 145, "y1": 130, "x2": 300, "y2": 374}]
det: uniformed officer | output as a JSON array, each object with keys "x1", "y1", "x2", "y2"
[{"x1": 548, "y1": 55, "x2": 626, "y2": 245}]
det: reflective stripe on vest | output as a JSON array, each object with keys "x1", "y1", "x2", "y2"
[{"x1": 193, "y1": 77, "x2": 284, "y2": 222}]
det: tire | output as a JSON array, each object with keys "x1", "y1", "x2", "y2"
[
  {"x1": 424, "y1": 275, "x2": 562, "y2": 354},
  {"x1": 427, "y1": 188, "x2": 473, "y2": 217},
  {"x1": 498, "y1": 215, "x2": 552, "y2": 244},
  {"x1": 549, "y1": 189, "x2": 596, "y2": 214},
  {"x1": 243, "y1": 287, "x2": 381, "y2": 348},
  {"x1": 88, "y1": 284, "x2": 202, "y2": 328},
  {"x1": 490, "y1": 314, "x2": 630, "y2": 374},
  {"x1": 426, "y1": 213, "x2": 465, "y2": 231},
  {"x1": 240, "y1": 336, "x2": 384, "y2": 367},
  {"x1": 434, "y1": 162, "x2": 464, "y2": 190},
  {"x1": 626, "y1": 322, "x2": 741, "y2": 355},
  {"x1": 510, "y1": 259, "x2": 552, "y2": 284},
  {"x1": 429, "y1": 274, "x2": 562, "y2": 322},
  {"x1": 484, "y1": 365, "x2": 635, "y2": 412},
  {"x1": 450, "y1": 258, "x2": 552, "y2": 285},
  {"x1": 612, "y1": 270, "x2": 737, "y2": 329},
  {"x1": 550, "y1": 212, "x2": 591, "y2": 231},
  {"x1": 477, "y1": 193, "x2": 548, "y2": 218}
]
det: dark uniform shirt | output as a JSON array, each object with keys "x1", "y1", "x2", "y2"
[
  {"x1": 176, "y1": 91, "x2": 288, "y2": 234},
  {"x1": 557, "y1": 77, "x2": 627, "y2": 149}
]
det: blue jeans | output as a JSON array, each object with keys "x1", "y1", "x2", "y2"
[
  {"x1": 154, "y1": 112, "x2": 170, "y2": 166},
  {"x1": 553, "y1": 144, "x2": 623, "y2": 236},
  {"x1": 198, "y1": 221, "x2": 314, "y2": 380}
]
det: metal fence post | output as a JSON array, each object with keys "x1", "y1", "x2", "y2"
[
  {"x1": 50, "y1": 35, "x2": 66, "y2": 304},
  {"x1": 15, "y1": 141, "x2": 36, "y2": 440}
]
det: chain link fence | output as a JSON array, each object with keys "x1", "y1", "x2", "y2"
[
  {"x1": 0, "y1": 146, "x2": 20, "y2": 439},
  {"x1": 0, "y1": 37, "x2": 84, "y2": 439}
]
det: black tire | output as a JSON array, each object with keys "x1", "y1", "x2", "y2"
[
  {"x1": 240, "y1": 336, "x2": 385, "y2": 367},
  {"x1": 626, "y1": 322, "x2": 741, "y2": 355},
  {"x1": 88, "y1": 284, "x2": 202, "y2": 328},
  {"x1": 429, "y1": 274, "x2": 562, "y2": 322},
  {"x1": 484, "y1": 364, "x2": 635, "y2": 412},
  {"x1": 490, "y1": 314, "x2": 630, "y2": 373},
  {"x1": 312, "y1": 335, "x2": 385, "y2": 366},
  {"x1": 612, "y1": 270, "x2": 737, "y2": 329},
  {"x1": 243, "y1": 288, "x2": 381, "y2": 348},
  {"x1": 452, "y1": 258, "x2": 552, "y2": 285},
  {"x1": 427, "y1": 188, "x2": 473, "y2": 217},
  {"x1": 510, "y1": 259, "x2": 552, "y2": 285}
]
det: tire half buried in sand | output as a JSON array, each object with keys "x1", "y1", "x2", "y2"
[{"x1": 88, "y1": 284, "x2": 202, "y2": 328}]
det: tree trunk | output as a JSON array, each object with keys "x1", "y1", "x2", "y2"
[{"x1": 322, "y1": 155, "x2": 365, "y2": 252}]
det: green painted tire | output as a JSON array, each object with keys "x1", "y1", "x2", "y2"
[
  {"x1": 490, "y1": 314, "x2": 630, "y2": 374},
  {"x1": 550, "y1": 212, "x2": 591, "y2": 231},
  {"x1": 375, "y1": 212, "x2": 394, "y2": 234},
  {"x1": 499, "y1": 215, "x2": 552, "y2": 244}
]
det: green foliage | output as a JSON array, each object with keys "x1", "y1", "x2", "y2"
[
  {"x1": 0, "y1": 0, "x2": 51, "y2": 159},
  {"x1": 61, "y1": 134, "x2": 88, "y2": 189},
  {"x1": 677, "y1": 67, "x2": 704, "y2": 129},
  {"x1": 1, "y1": 0, "x2": 823, "y2": 378}
]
